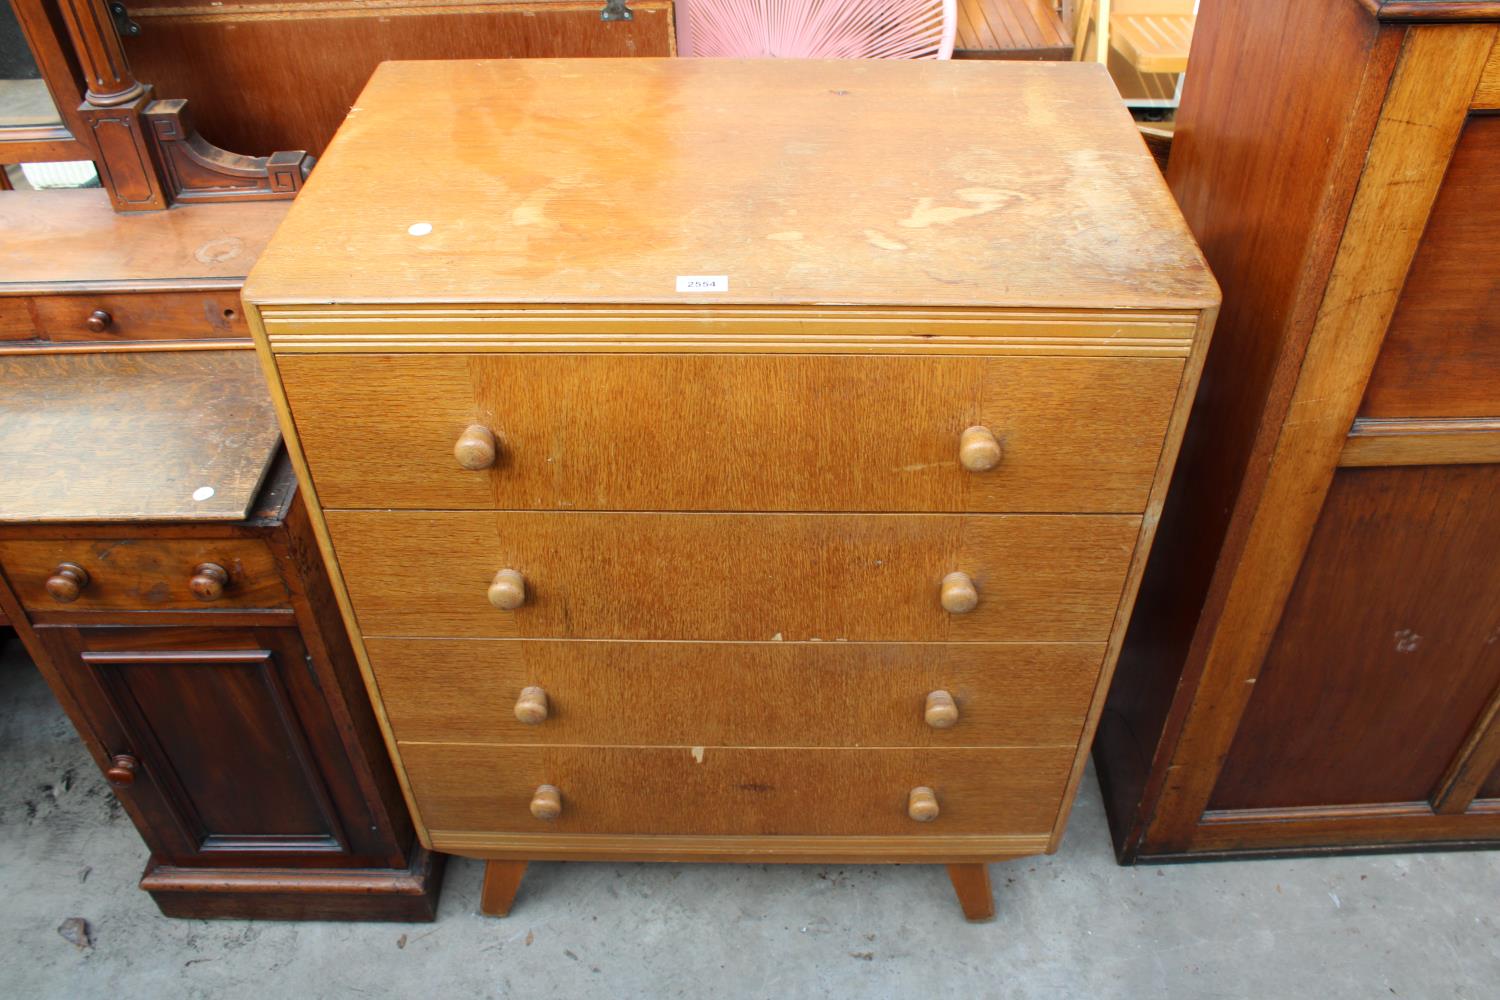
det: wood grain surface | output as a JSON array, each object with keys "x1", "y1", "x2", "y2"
[
  {"x1": 281, "y1": 353, "x2": 1183, "y2": 513},
  {"x1": 123, "y1": 1, "x2": 677, "y2": 158},
  {"x1": 954, "y1": 0, "x2": 1071, "y2": 57},
  {"x1": 365, "y1": 638, "x2": 1104, "y2": 748},
  {"x1": 327, "y1": 510, "x2": 1140, "y2": 642},
  {"x1": 0, "y1": 351, "x2": 282, "y2": 522},
  {"x1": 241, "y1": 59, "x2": 1217, "y2": 311},
  {"x1": 1340, "y1": 417, "x2": 1500, "y2": 467},
  {"x1": 1208, "y1": 465, "x2": 1500, "y2": 811},
  {"x1": 1360, "y1": 115, "x2": 1500, "y2": 419},
  {"x1": 10, "y1": 290, "x2": 250, "y2": 345},
  {"x1": 0, "y1": 190, "x2": 288, "y2": 292},
  {"x1": 0, "y1": 536, "x2": 291, "y2": 612},
  {"x1": 1477, "y1": 39, "x2": 1500, "y2": 106},
  {"x1": 400, "y1": 743, "x2": 1073, "y2": 836}
]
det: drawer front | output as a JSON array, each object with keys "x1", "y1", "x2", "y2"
[
  {"x1": 0, "y1": 537, "x2": 290, "y2": 613},
  {"x1": 367, "y1": 638, "x2": 1104, "y2": 748},
  {"x1": 281, "y1": 353, "x2": 1183, "y2": 513},
  {"x1": 27, "y1": 291, "x2": 249, "y2": 343},
  {"x1": 401, "y1": 744, "x2": 1073, "y2": 837},
  {"x1": 328, "y1": 510, "x2": 1140, "y2": 642}
]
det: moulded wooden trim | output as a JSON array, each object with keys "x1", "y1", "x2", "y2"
[
  {"x1": 1339, "y1": 417, "x2": 1500, "y2": 466},
  {"x1": 259, "y1": 305, "x2": 1199, "y2": 358},
  {"x1": 1360, "y1": 0, "x2": 1500, "y2": 23},
  {"x1": 1141, "y1": 24, "x2": 1499, "y2": 851},
  {"x1": 431, "y1": 830, "x2": 1050, "y2": 863},
  {"x1": 1430, "y1": 680, "x2": 1500, "y2": 814},
  {"x1": 1177, "y1": 801, "x2": 1500, "y2": 855}
]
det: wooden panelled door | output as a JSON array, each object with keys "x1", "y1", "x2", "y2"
[{"x1": 38, "y1": 626, "x2": 395, "y2": 867}]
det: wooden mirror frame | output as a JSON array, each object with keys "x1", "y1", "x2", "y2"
[{"x1": 1, "y1": 0, "x2": 311, "y2": 210}]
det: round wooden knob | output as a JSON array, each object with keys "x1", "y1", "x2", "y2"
[
  {"x1": 189, "y1": 562, "x2": 229, "y2": 601},
  {"x1": 86, "y1": 308, "x2": 112, "y2": 333},
  {"x1": 530, "y1": 784, "x2": 562, "y2": 820},
  {"x1": 487, "y1": 568, "x2": 527, "y2": 610},
  {"x1": 958, "y1": 425, "x2": 1002, "y2": 472},
  {"x1": 514, "y1": 686, "x2": 549, "y2": 725},
  {"x1": 908, "y1": 786, "x2": 940, "y2": 822},
  {"x1": 924, "y1": 690, "x2": 959, "y2": 729},
  {"x1": 940, "y1": 572, "x2": 979, "y2": 614},
  {"x1": 105, "y1": 754, "x2": 138, "y2": 786},
  {"x1": 45, "y1": 562, "x2": 90, "y2": 603},
  {"x1": 454, "y1": 424, "x2": 498, "y2": 471}
]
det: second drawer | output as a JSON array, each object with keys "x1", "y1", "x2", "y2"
[
  {"x1": 328, "y1": 510, "x2": 1141, "y2": 642},
  {"x1": 366, "y1": 638, "x2": 1104, "y2": 747}
]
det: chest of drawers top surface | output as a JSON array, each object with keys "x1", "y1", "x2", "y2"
[{"x1": 242, "y1": 59, "x2": 1216, "y2": 314}]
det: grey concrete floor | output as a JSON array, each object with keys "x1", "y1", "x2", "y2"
[{"x1": 3, "y1": 634, "x2": 1497, "y2": 1000}]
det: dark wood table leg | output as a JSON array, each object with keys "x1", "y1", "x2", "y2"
[
  {"x1": 946, "y1": 863, "x2": 995, "y2": 921},
  {"x1": 480, "y1": 860, "x2": 529, "y2": 916}
]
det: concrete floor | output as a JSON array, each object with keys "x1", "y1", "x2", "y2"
[{"x1": 3, "y1": 635, "x2": 1497, "y2": 1000}]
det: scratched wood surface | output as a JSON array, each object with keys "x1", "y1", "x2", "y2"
[
  {"x1": 242, "y1": 59, "x2": 1217, "y2": 311},
  {"x1": 400, "y1": 743, "x2": 1074, "y2": 836},
  {"x1": 0, "y1": 351, "x2": 282, "y2": 522}
]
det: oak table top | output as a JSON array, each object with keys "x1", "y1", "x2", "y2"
[{"x1": 244, "y1": 58, "x2": 1218, "y2": 312}]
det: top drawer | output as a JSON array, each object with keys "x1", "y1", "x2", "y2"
[{"x1": 278, "y1": 354, "x2": 1183, "y2": 514}]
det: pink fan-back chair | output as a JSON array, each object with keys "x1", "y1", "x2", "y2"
[{"x1": 677, "y1": 0, "x2": 958, "y2": 60}]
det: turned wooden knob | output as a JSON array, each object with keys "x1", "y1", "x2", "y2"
[
  {"x1": 940, "y1": 572, "x2": 979, "y2": 614},
  {"x1": 189, "y1": 562, "x2": 229, "y2": 601},
  {"x1": 530, "y1": 784, "x2": 562, "y2": 820},
  {"x1": 86, "y1": 308, "x2": 112, "y2": 333},
  {"x1": 514, "y1": 686, "x2": 549, "y2": 725},
  {"x1": 487, "y1": 568, "x2": 527, "y2": 610},
  {"x1": 45, "y1": 562, "x2": 90, "y2": 602},
  {"x1": 958, "y1": 425, "x2": 1003, "y2": 472},
  {"x1": 454, "y1": 424, "x2": 498, "y2": 470},
  {"x1": 925, "y1": 690, "x2": 959, "y2": 729},
  {"x1": 908, "y1": 786, "x2": 940, "y2": 822},
  {"x1": 105, "y1": 754, "x2": 138, "y2": 786}
]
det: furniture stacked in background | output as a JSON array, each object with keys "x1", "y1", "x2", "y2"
[
  {"x1": 244, "y1": 58, "x2": 1218, "y2": 920},
  {"x1": 1096, "y1": 0, "x2": 1500, "y2": 861},
  {"x1": 0, "y1": 192, "x2": 440, "y2": 919}
]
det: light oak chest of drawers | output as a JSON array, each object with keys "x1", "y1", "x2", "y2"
[{"x1": 245, "y1": 57, "x2": 1219, "y2": 919}]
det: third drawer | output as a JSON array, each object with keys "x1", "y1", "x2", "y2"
[
  {"x1": 366, "y1": 637, "x2": 1105, "y2": 748},
  {"x1": 327, "y1": 510, "x2": 1142, "y2": 642}
]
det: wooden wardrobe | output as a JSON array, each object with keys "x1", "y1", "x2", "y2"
[{"x1": 1096, "y1": 0, "x2": 1500, "y2": 860}]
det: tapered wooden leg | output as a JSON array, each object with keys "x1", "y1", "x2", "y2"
[
  {"x1": 946, "y1": 863, "x2": 995, "y2": 921},
  {"x1": 479, "y1": 860, "x2": 529, "y2": 917}
]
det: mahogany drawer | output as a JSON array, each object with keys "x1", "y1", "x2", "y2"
[
  {"x1": 400, "y1": 744, "x2": 1074, "y2": 837},
  {"x1": 279, "y1": 353, "x2": 1184, "y2": 513},
  {"x1": 327, "y1": 510, "x2": 1140, "y2": 642},
  {"x1": 18, "y1": 291, "x2": 249, "y2": 344},
  {"x1": 366, "y1": 637, "x2": 1104, "y2": 748},
  {"x1": 0, "y1": 536, "x2": 291, "y2": 613}
]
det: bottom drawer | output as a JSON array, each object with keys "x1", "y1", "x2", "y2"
[{"x1": 401, "y1": 744, "x2": 1074, "y2": 837}]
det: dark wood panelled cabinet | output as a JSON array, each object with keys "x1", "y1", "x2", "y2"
[
  {"x1": 0, "y1": 450, "x2": 443, "y2": 919},
  {"x1": 1095, "y1": 0, "x2": 1500, "y2": 861}
]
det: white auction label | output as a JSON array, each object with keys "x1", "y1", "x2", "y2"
[{"x1": 676, "y1": 275, "x2": 729, "y2": 293}]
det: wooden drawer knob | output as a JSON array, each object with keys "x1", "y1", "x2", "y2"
[
  {"x1": 487, "y1": 568, "x2": 527, "y2": 610},
  {"x1": 105, "y1": 754, "x2": 138, "y2": 786},
  {"x1": 530, "y1": 784, "x2": 562, "y2": 820},
  {"x1": 940, "y1": 572, "x2": 979, "y2": 614},
  {"x1": 189, "y1": 562, "x2": 229, "y2": 601},
  {"x1": 958, "y1": 425, "x2": 1002, "y2": 472},
  {"x1": 45, "y1": 562, "x2": 90, "y2": 603},
  {"x1": 86, "y1": 308, "x2": 113, "y2": 333},
  {"x1": 514, "y1": 686, "x2": 550, "y2": 725},
  {"x1": 924, "y1": 690, "x2": 959, "y2": 729},
  {"x1": 908, "y1": 786, "x2": 940, "y2": 822},
  {"x1": 454, "y1": 424, "x2": 498, "y2": 470}
]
